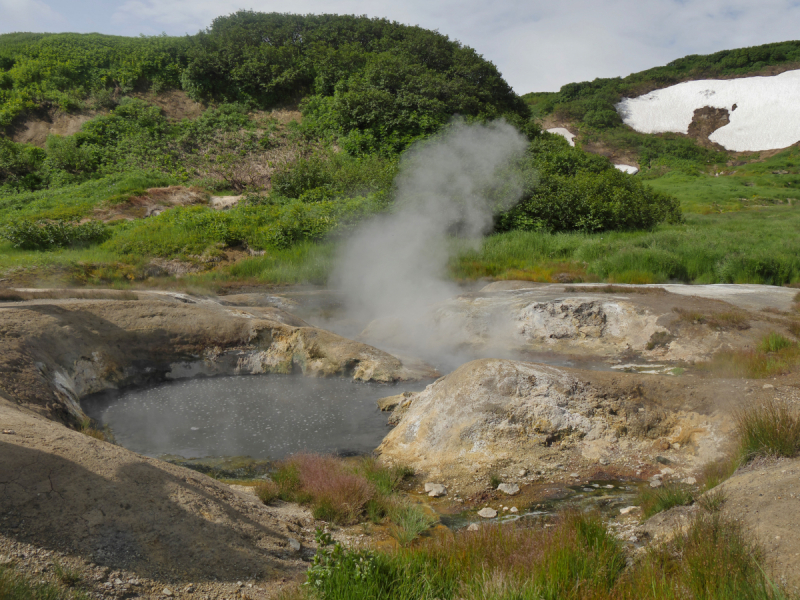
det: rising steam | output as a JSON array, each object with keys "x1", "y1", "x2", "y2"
[{"x1": 333, "y1": 120, "x2": 529, "y2": 361}]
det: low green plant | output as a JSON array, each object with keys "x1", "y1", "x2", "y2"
[
  {"x1": 387, "y1": 502, "x2": 437, "y2": 546},
  {"x1": 254, "y1": 480, "x2": 280, "y2": 504},
  {"x1": 78, "y1": 418, "x2": 114, "y2": 443},
  {"x1": 489, "y1": 473, "x2": 502, "y2": 489},
  {"x1": 635, "y1": 482, "x2": 695, "y2": 519},
  {"x1": 0, "y1": 565, "x2": 85, "y2": 600},
  {"x1": 697, "y1": 489, "x2": 728, "y2": 513},
  {"x1": 736, "y1": 398, "x2": 800, "y2": 462},
  {"x1": 52, "y1": 564, "x2": 81, "y2": 588},
  {"x1": 0, "y1": 220, "x2": 110, "y2": 250},
  {"x1": 759, "y1": 332, "x2": 793, "y2": 353}
]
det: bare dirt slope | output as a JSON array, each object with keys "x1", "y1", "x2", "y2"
[
  {"x1": 718, "y1": 457, "x2": 800, "y2": 592},
  {"x1": 0, "y1": 395, "x2": 313, "y2": 596}
]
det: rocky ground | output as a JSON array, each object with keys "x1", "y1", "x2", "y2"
[{"x1": 1, "y1": 283, "x2": 799, "y2": 596}]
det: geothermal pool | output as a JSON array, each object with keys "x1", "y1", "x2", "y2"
[{"x1": 82, "y1": 375, "x2": 427, "y2": 460}]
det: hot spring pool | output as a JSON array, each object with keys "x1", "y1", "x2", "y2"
[{"x1": 81, "y1": 375, "x2": 428, "y2": 460}]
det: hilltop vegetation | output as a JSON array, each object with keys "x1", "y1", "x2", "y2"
[
  {"x1": 1, "y1": 18, "x2": 798, "y2": 287},
  {"x1": 0, "y1": 12, "x2": 686, "y2": 288}
]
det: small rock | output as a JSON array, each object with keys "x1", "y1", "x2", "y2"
[
  {"x1": 763, "y1": 384, "x2": 774, "y2": 389},
  {"x1": 114, "y1": 578, "x2": 123, "y2": 585},
  {"x1": 497, "y1": 483, "x2": 520, "y2": 496},
  {"x1": 425, "y1": 483, "x2": 447, "y2": 497},
  {"x1": 655, "y1": 456, "x2": 672, "y2": 465},
  {"x1": 599, "y1": 458, "x2": 610, "y2": 465},
  {"x1": 510, "y1": 507, "x2": 518, "y2": 513},
  {"x1": 650, "y1": 480, "x2": 663, "y2": 488},
  {"x1": 287, "y1": 538, "x2": 301, "y2": 552},
  {"x1": 162, "y1": 588, "x2": 174, "y2": 597},
  {"x1": 672, "y1": 442, "x2": 681, "y2": 450},
  {"x1": 103, "y1": 582, "x2": 113, "y2": 589},
  {"x1": 237, "y1": 582, "x2": 243, "y2": 588},
  {"x1": 651, "y1": 474, "x2": 663, "y2": 481},
  {"x1": 184, "y1": 585, "x2": 195, "y2": 593},
  {"x1": 477, "y1": 507, "x2": 498, "y2": 519},
  {"x1": 619, "y1": 506, "x2": 640, "y2": 515},
  {"x1": 683, "y1": 477, "x2": 697, "y2": 485},
  {"x1": 653, "y1": 439, "x2": 671, "y2": 452},
  {"x1": 517, "y1": 468, "x2": 527, "y2": 477},
  {"x1": 0, "y1": 555, "x2": 11, "y2": 566},
  {"x1": 502, "y1": 506, "x2": 508, "y2": 511},
  {"x1": 467, "y1": 523, "x2": 480, "y2": 531},
  {"x1": 660, "y1": 468, "x2": 674, "y2": 476},
  {"x1": 1, "y1": 430, "x2": 15, "y2": 435}
]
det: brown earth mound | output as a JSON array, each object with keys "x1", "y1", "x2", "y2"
[{"x1": 91, "y1": 186, "x2": 210, "y2": 222}]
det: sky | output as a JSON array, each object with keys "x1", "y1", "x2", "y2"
[{"x1": 2, "y1": 0, "x2": 800, "y2": 93}]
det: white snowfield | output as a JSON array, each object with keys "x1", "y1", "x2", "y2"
[
  {"x1": 616, "y1": 69, "x2": 800, "y2": 152},
  {"x1": 614, "y1": 164, "x2": 639, "y2": 174},
  {"x1": 546, "y1": 127, "x2": 576, "y2": 146}
]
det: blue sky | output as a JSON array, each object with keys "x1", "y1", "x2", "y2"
[{"x1": 2, "y1": 0, "x2": 800, "y2": 93}]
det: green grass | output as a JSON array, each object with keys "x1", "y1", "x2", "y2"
[
  {"x1": 451, "y1": 206, "x2": 800, "y2": 285},
  {"x1": 387, "y1": 502, "x2": 438, "y2": 546},
  {"x1": 295, "y1": 510, "x2": 791, "y2": 600},
  {"x1": 0, "y1": 566, "x2": 87, "y2": 600},
  {"x1": 702, "y1": 332, "x2": 800, "y2": 379},
  {"x1": 0, "y1": 171, "x2": 177, "y2": 222},
  {"x1": 635, "y1": 483, "x2": 695, "y2": 519},
  {"x1": 736, "y1": 398, "x2": 800, "y2": 462},
  {"x1": 644, "y1": 147, "x2": 800, "y2": 214}
]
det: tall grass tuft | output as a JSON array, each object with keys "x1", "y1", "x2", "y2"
[
  {"x1": 759, "y1": 332, "x2": 793, "y2": 353},
  {"x1": 635, "y1": 483, "x2": 695, "y2": 518},
  {"x1": 282, "y1": 454, "x2": 375, "y2": 524},
  {"x1": 387, "y1": 501, "x2": 437, "y2": 546},
  {"x1": 736, "y1": 398, "x2": 800, "y2": 462},
  {"x1": 701, "y1": 332, "x2": 800, "y2": 378}
]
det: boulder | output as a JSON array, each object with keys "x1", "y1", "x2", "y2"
[
  {"x1": 378, "y1": 359, "x2": 595, "y2": 479},
  {"x1": 424, "y1": 483, "x2": 447, "y2": 497},
  {"x1": 477, "y1": 507, "x2": 497, "y2": 519},
  {"x1": 497, "y1": 483, "x2": 520, "y2": 496}
]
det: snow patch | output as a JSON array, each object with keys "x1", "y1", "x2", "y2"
[
  {"x1": 616, "y1": 70, "x2": 800, "y2": 152},
  {"x1": 614, "y1": 164, "x2": 638, "y2": 174},
  {"x1": 546, "y1": 127, "x2": 576, "y2": 147}
]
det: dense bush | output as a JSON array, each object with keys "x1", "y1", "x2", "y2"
[
  {"x1": 0, "y1": 137, "x2": 46, "y2": 192},
  {"x1": 498, "y1": 134, "x2": 682, "y2": 233},
  {"x1": 0, "y1": 218, "x2": 110, "y2": 249},
  {"x1": 1, "y1": 13, "x2": 528, "y2": 153}
]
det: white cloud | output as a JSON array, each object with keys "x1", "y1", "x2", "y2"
[{"x1": 0, "y1": 0, "x2": 66, "y2": 32}]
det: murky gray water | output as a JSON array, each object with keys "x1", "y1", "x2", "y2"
[{"x1": 82, "y1": 375, "x2": 428, "y2": 460}]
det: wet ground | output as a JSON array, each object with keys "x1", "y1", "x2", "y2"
[{"x1": 435, "y1": 479, "x2": 644, "y2": 530}]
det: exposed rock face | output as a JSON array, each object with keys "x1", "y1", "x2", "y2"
[
  {"x1": 687, "y1": 106, "x2": 730, "y2": 149},
  {"x1": 377, "y1": 358, "x2": 733, "y2": 483},
  {"x1": 377, "y1": 359, "x2": 594, "y2": 479},
  {"x1": 0, "y1": 292, "x2": 437, "y2": 424}
]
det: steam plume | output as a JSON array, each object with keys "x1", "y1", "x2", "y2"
[{"x1": 333, "y1": 120, "x2": 529, "y2": 360}]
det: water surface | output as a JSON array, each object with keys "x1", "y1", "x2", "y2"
[{"x1": 82, "y1": 375, "x2": 427, "y2": 460}]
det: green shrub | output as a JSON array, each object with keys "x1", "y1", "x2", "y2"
[
  {"x1": 0, "y1": 219, "x2": 110, "y2": 250},
  {"x1": 759, "y1": 332, "x2": 793, "y2": 353},
  {"x1": 497, "y1": 135, "x2": 682, "y2": 234}
]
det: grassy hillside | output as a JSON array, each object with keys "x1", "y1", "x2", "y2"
[{"x1": 1, "y1": 19, "x2": 797, "y2": 288}]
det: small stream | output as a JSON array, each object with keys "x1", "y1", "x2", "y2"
[
  {"x1": 82, "y1": 375, "x2": 429, "y2": 461},
  {"x1": 439, "y1": 480, "x2": 643, "y2": 530}
]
